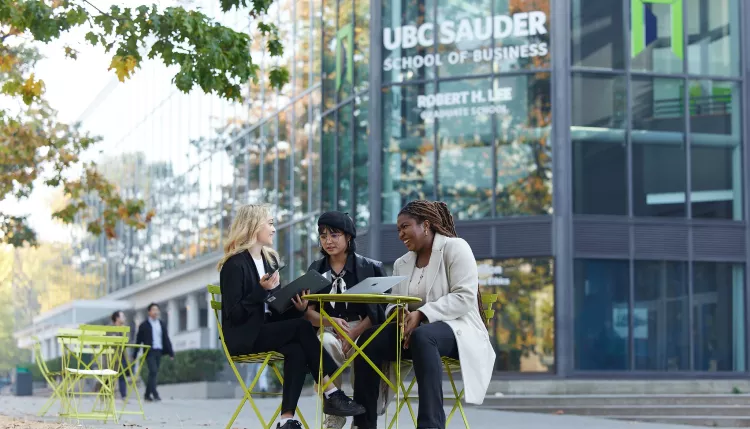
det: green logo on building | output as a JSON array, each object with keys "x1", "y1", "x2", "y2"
[
  {"x1": 335, "y1": 24, "x2": 354, "y2": 92},
  {"x1": 631, "y1": 0, "x2": 683, "y2": 60}
]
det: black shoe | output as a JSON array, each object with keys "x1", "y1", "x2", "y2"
[
  {"x1": 278, "y1": 420, "x2": 303, "y2": 429},
  {"x1": 323, "y1": 390, "x2": 365, "y2": 417},
  {"x1": 153, "y1": 395, "x2": 162, "y2": 401},
  {"x1": 144, "y1": 396, "x2": 153, "y2": 402}
]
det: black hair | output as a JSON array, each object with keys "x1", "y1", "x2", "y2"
[
  {"x1": 317, "y1": 225, "x2": 357, "y2": 256},
  {"x1": 147, "y1": 303, "x2": 159, "y2": 312},
  {"x1": 398, "y1": 200, "x2": 457, "y2": 238},
  {"x1": 111, "y1": 311, "x2": 123, "y2": 323}
]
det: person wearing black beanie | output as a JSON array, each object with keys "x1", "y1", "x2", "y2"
[{"x1": 305, "y1": 211, "x2": 387, "y2": 429}]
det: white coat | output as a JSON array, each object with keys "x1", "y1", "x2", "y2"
[{"x1": 380, "y1": 233, "x2": 496, "y2": 406}]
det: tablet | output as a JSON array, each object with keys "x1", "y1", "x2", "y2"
[
  {"x1": 344, "y1": 276, "x2": 407, "y2": 295},
  {"x1": 265, "y1": 271, "x2": 331, "y2": 313}
]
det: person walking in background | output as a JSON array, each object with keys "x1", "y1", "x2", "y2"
[
  {"x1": 306, "y1": 211, "x2": 388, "y2": 429},
  {"x1": 133, "y1": 303, "x2": 174, "y2": 402},
  {"x1": 246, "y1": 362, "x2": 269, "y2": 393}
]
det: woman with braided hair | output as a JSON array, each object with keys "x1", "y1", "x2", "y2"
[{"x1": 351, "y1": 200, "x2": 496, "y2": 429}]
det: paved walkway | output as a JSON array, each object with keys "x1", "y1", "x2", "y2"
[{"x1": 0, "y1": 394, "x2": 709, "y2": 429}]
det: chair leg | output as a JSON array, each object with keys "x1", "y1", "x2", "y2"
[
  {"x1": 444, "y1": 364, "x2": 469, "y2": 429},
  {"x1": 387, "y1": 376, "x2": 418, "y2": 429}
]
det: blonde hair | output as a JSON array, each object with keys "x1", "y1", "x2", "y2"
[{"x1": 216, "y1": 204, "x2": 280, "y2": 271}]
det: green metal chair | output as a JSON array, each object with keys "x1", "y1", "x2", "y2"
[{"x1": 207, "y1": 284, "x2": 310, "y2": 429}]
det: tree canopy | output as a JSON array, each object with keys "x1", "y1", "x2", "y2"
[{"x1": 0, "y1": 0, "x2": 287, "y2": 246}]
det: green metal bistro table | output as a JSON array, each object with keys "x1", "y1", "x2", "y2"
[{"x1": 305, "y1": 293, "x2": 421, "y2": 429}]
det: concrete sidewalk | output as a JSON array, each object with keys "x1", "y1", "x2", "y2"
[{"x1": 0, "y1": 394, "x2": 711, "y2": 429}]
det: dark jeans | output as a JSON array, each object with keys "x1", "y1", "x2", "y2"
[
  {"x1": 249, "y1": 318, "x2": 338, "y2": 415},
  {"x1": 145, "y1": 349, "x2": 163, "y2": 399},
  {"x1": 352, "y1": 322, "x2": 458, "y2": 429},
  {"x1": 118, "y1": 356, "x2": 127, "y2": 399}
]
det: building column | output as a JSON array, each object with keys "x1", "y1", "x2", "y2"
[
  {"x1": 167, "y1": 299, "x2": 179, "y2": 337},
  {"x1": 206, "y1": 292, "x2": 218, "y2": 349},
  {"x1": 186, "y1": 293, "x2": 199, "y2": 332}
]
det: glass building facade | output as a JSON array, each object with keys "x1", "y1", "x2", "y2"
[{"x1": 71, "y1": 0, "x2": 750, "y2": 375}]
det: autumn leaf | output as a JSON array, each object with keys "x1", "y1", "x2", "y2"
[
  {"x1": 108, "y1": 55, "x2": 138, "y2": 82},
  {"x1": 20, "y1": 73, "x2": 45, "y2": 104},
  {"x1": 0, "y1": 53, "x2": 17, "y2": 72}
]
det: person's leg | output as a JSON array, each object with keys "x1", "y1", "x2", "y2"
[
  {"x1": 352, "y1": 323, "x2": 399, "y2": 429},
  {"x1": 321, "y1": 332, "x2": 345, "y2": 388},
  {"x1": 151, "y1": 352, "x2": 163, "y2": 400},
  {"x1": 145, "y1": 352, "x2": 158, "y2": 399},
  {"x1": 408, "y1": 322, "x2": 459, "y2": 429},
  {"x1": 119, "y1": 357, "x2": 127, "y2": 399},
  {"x1": 276, "y1": 343, "x2": 306, "y2": 416}
]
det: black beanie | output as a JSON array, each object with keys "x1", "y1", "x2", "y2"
[{"x1": 318, "y1": 211, "x2": 356, "y2": 238}]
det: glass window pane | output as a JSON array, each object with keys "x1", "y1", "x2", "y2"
[
  {"x1": 322, "y1": 0, "x2": 337, "y2": 109},
  {"x1": 295, "y1": 0, "x2": 313, "y2": 92},
  {"x1": 436, "y1": 79, "x2": 493, "y2": 219},
  {"x1": 632, "y1": 77, "x2": 686, "y2": 217},
  {"x1": 687, "y1": 0, "x2": 740, "y2": 76},
  {"x1": 292, "y1": 220, "x2": 309, "y2": 278},
  {"x1": 382, "y1": 84, "x2": 436, "y2": 223},
  {"x1": 574, "y1": 259, "x2": 630, "y2": 370},
  {"x1": 690, "y1": 80, "x2": 742, "y2": 220},
  {"x1": 572, "y1": 73, "x2": 627, "y2": 215},
  {"x1": 337, "y1": 0, "x2": 354, "y2": 100},
  {"x1": 294, "y1": 97, "x2": 311, "y2": 218},
  {"x1": 311, "y1": 90, "x2": 322, "y2": 211},
  {"x1": 354, "y1": 0, "x2": 370, "y2": 92},
  {"x1": 693, "y1": 262, "x2": 745, "y2": 371},
  {"x1": 262, "y1": 120, "x2": 278, "y2": 207},
  {"x1": 480, "y1": 258, "x2": 555, "y2": 373},
  {"x1": 278, "y1": 108, "x2": 293, "y2": 223},
  {"x1": 338, "y1": 103, "x2": 354, "y2": 213},
  {"x1": 495, "y1": 73, "x2": 552, "y2": 216},
  {"x1": 322, "y1": 113, "x2": 336, "y2": 212},
  {"x1": 248, "y1": 127, "x2": 262, "y2": 204},
  {"x1": 312, "y1": 0, "x2": 323, "y2": 85},
  {"x1": 634, "y1": 261, "x2": 689, "y2": 371},
  {"x1": 354, "y1": 95, "x2": 370, "y2": 227},
  {"x1": 382, "y1": 0, "x2": 436, "y2": 84},
  {"x1": 278, "y1": 0, "x2": 295, "y2": 98},
  {"x1": 571, "y1": 0, "x2": 625, "y2": 69},
  {"x1": 631, "y1": 1, "x2": 684, "y2": 73},
  {"x1": 493, "y1": 0, "x2": 551, "y2": 73},
  {"x1": 435, "y1": 0, "x2": 492, "y2": 78}
]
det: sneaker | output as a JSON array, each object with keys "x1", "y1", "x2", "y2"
[
  {"x1": 323, "y1": 390, "x2": 365, "y2": 417},
  {"x1": 278, "y1": 419, "x2": 304, "y2": 429},
  {"x1": 144, "y1": 396, "x2": 153, "y2": 402},
  {"x1": 323, "y1": 414, "x2": 347, "y2": 429}
]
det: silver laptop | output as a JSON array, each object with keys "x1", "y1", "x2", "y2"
[{"x1": 344, "y1": 276, "x2": 407, "y2": 295}]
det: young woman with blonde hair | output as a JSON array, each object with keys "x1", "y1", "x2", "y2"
[{"x1": 218, "y1": 204, "x2": 365, "y2": 429}]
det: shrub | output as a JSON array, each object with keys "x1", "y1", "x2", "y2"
[{"x1": 140, "y1": 349, "x2": 224, "y2": 385}]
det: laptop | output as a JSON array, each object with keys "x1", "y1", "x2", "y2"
[
  {"x1": 344, "y1": 276, "x2": 408, "y2": 295},
  {"x1": 265, "y1": 271, "x2": 332, "y2": 313}
]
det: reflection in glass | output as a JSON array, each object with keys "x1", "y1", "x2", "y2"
[
  {"x1": 262, "y1": 121, "x2": 278, "y2": 209},
  {"x1": 382, "y1": 0, "x2": 436, "y2": 83},
  {"x1": 571, "y1": 0, "x2": 625, "y2": 69},
  {"x1": 338, "y1": 103, "x2": 354, "y2": 213},
  {"x1": 436, "y1": 79, "x2": 493, "y2": 219},
  {"x1": 247, "y1": 128, "x2": 262, "y2": 204},
  {"x1": 322, "y1": 0, "x2": 337, "y2": 109},
  {"x1": 687, "y1": 0, "x2": 740, "y2": 76},
  {"x1": 291, "y1": 220, "x2": 310, "y2": 278},
  {"x1": 572, "y1": 73, "x2": 627, "y2": 215},
  {"x1": 322, "y1": 113, "x2": 336, "y2": 212},
  {"x1": 493, "y1": 0, "x2": 551, "y2": 73},
  {"x1": 295, "y1": 0, "x2": 313, "y2": 92},
  {"x1": 479, "y1": 258, "x2": 555, "y2": 372},
  {"x1": 495, "y1": 73, "x2": 552, "y2": 216},
  {"x1": 435, "y1": 0, "x2": 492, "y2": 78},
  {"x1": 354, "y1": 95, "x2": 370, "y2": 227},
  {"x1": 382, "y1": 84, "x2": 436, "y2": 223},
  {"x1": 293, "y1": 98, "x2": 311, "y2": 218},
  {"x1": 634, "y1": 261, "x2": 689, "y2": 371},
  {"x1": 690, "y1": 80, "x2": 742, "y2": 220},
  {"x1": 631, "y1": 77, "x2": 686, "y2": 217},
  {"x1": 574, "y1": 259, "x2": 630, "y2": 370},
  {"x1": 278, "y1": 108, "x2": 293, "y2": 223},
  {"x1": 693, "y1": 262, "x2": 745, "y2": 371},
  {"x1": 630, "y1": 2, "x2": 683, "y2": 73},
  {"x1": 354, "y1": 0, "x2": 370, "y2": 92}
]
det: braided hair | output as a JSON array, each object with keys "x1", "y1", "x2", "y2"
[{"x1": 398, "y1": 200, "x2": 488, "y2": 328}]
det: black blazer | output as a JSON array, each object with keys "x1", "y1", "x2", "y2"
[
  {"x1": 220, "y1": 251, "x2": 304, "y2": 356},
  {"x1": 307, "y1": 252, "x2": 388, "y2": 326},
  {"x1": 133, "y1": 319, "x2": 174, "y2": 359}
]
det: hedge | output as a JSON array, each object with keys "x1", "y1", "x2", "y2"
[{"x1": 139, "y1": 349, "x2": 225, "y2": 385}]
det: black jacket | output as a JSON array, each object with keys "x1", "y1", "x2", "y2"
[
  {"x1": 133, "y1": 318, "x2": 174, "y2": 359},
  {"x1": 220, "y1": 251, "x2": 304, "y2": 356},
  {"x1": 307, "y1": 253, "x2": 388, "y2": 326}
]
